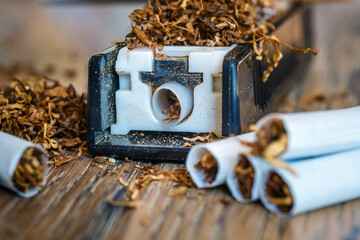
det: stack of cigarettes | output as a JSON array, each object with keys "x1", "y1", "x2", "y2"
[
  {"x1": 0, "y1": 131, "x2": 48, "y2": 197},
  {"x1": 186, "y1": 106, "x2": 360, "y2": 216}
]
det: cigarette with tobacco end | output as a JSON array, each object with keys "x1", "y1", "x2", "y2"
[
  {"x1": 250, "y1": 106, "x2": 360, "y2": 169},
  {"x1": 0, "y1": 132, "x2": 48, "y2": 197},
  {"x1": 186, "y1": 132, "x2": 255, "y2": 188},
  {"x1": 226, "y1": 155, "x2": 269, "y2": 203},
  {"x1": 260, "y1": 148, "x2": 360, "y2": 216}
]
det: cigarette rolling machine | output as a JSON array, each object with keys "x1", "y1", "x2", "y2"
[{"x1": 88, "y1": 5, "x2": 314, "y2": 161}]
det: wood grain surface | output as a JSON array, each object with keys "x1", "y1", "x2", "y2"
[{"x1": 0, "y1": 61, "x2": 359, "y2": 240}]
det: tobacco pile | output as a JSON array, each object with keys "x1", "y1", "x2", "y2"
[
  {"x1": 12, "y1": 147, "x2": 47, "y2": 194},
  {"x1": 265, "y1": 171, "x2": 293, "y2": 213},
  {"x1": 0, "y1": 76, "x2": 87, "y2": 166},
  {"x1": 124, "y1": 0, "x2": 320, "y2": 82},
  {"x1": 234, "y1": 155, "x2": 255, "y2": 199},
  {"x1": 194, "y1": 152, "x2": 218, "y2": 183},
  {"x1": 162, "y1": 90, "x2": 181, "y2": 121}
]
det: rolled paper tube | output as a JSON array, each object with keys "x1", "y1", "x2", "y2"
[
  {"x1": 226, "y1": 156, "x2": 270, "y2": 203},
  {"x1": 0, "y1": 132, "x2": 48, "y2": 197},
  {"x1": 256, "y1": 106, "x2": 360, "y2": 160},
  {"x1": 186, "y1": 132, "x2": 255, "y2": 188},
  {"x1": 260, "y1": 148, "x2": 360, "y2": 216}
]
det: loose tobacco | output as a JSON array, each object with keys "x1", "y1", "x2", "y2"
[
  {"x1": 124, "y1": 0, "x2": 320, "y2": 82},
  {"x1": 0, "y1": 76, "x2": 87, "y2": 167}
]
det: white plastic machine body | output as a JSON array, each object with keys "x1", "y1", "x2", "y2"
[{"x1": 111, "y1": 45, "x2": 236, "y2": 137}]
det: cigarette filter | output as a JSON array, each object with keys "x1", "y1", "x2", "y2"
[
  {"x1": 226, "y1": 155, "x2": 269, "y2": 203},
  {"x1": 0, "y1": 132, "x2": 48, "y2": 197},
  {"x1": 260, "y1": 148, "x2": 360, "y2": 216},
  {"x1": 186, "y1": 132, "x2": 255, "y2": 188},
  {"x1": 257, "y1": 106, "x2": 360, "y2": 160}
]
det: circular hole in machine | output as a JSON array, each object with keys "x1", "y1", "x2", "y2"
[{"x1": 152, "y1": 82, "x2": 193, "y2": 125}]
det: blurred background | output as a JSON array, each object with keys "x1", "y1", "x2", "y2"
[{"x1": 0, "y1": 0, "x2": 359, "y2": 96}]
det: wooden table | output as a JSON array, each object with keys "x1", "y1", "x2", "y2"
[{"x1": 0, "y1": 60, "x2": 359, "y2": 240}]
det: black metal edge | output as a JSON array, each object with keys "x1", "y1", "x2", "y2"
[
  {"x1": 87, "y1": 45, "x2": 121, "y2": 153},
  {"x1": 222, "y1": 45, "x2": 252, "y2": 136},
  {"x1": 88, "y1": 136, "x2": 189, "y2": 162}
]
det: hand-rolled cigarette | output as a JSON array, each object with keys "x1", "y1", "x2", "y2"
[
  {"x1": 260, "y1": 148, "x2": 360, "y2": 216},
  {"x1": 0, "y1": 132, "x2": 48, "y2": 197},
  {"x1": 226, "y1": 155, "x2": 269, "y2": 203},
  {"x1": 186, "y1": 132, "x2": 255, "y2": 188},
  {"x1": 249, "y1": 106, "x2": 360, "y2": 170}
]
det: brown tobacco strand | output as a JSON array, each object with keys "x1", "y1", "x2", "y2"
[
  {"x1": 194, "y1": 153, "x2": 218, "y2": 184},
  {"x1": 234, "y1": 155, "x2": 255, "y2": 199},
  {"x1": 12, "y1": 147, "x2": 46, "y2": 194},
  {"x1": 265, "y1": 172, "x2": 293, "y2": 213},
  {"x1": 244, "y1": 118, "x2": 296, "y2": 174}
]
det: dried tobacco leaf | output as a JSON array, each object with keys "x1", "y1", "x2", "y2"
[
  {"x1": 12, "y1": 147, "x2": 46, "y2": 194},
  {"x1": 0, "y1": 76, "x2": 87, "y2": 167},
  {"x1": 265, "y1": 171, "x2": 293, "y2": 213},
  {"x1": 194, "y1": 152, "x2": 218, "y2": 184},
  {"x1": 123, "y1": 0, "x2": 320, "y2": 82}
]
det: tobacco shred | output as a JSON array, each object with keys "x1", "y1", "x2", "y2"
[
  {"x1": 234, "y1": 155, "x2": 255, "y2": 199},
  {"x1": 162, "y1": 90, "x2": 181, "y2": 121},
  {"x1": 194, "y1": 152, "x2": 218, "y2": 184},
  {"x1": 243, "y1": 118, "x2": 296, "y2": 174},
  {"x1": 265, "y1": 171, "x2": 293, "y2": 213},
  {"x1": 125, "y1": 164, "x2": 195, "y2": 200},
  {"x1": 168, "y1": 186, "x2": 188, "y2": 196},
  {"x1": 12, "y1": 147, "x2": 46, "y2": 194},
  {"x1": 183, "y1": 131, "x2": 222, "y2": 147},
  {"x1": 107, "y1": 199, "x2": 141, "y2": 208},
  {"x1": 123, "y1": 0, "x2": 320, "y2": 82},
  {"x1": 0, "y1": 76, "x2": 87, "y2": 167}
]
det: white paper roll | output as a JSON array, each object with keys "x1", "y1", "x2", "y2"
[
  {"x1": 0, "y1": 132, "x2": 48, "y2": 197},
  {"x1": 257, "y1": 106, "x2": 360, "y2": 160},
  {"x1": 260, "y1": 148, "x2": 360, "y2": 216},
  {"x1": 226, "y1": 156, "x2": 269, "y2": 203},
  {"x1": 186, "y1": 132, "x2": 255, "y2": 188}
]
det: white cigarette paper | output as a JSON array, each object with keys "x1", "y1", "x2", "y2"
[
  {"x1": 257, "y1": 106, "x2": 360, "y2": 160},
  {"x1": 0, "y1": 132, "x2": 48, "y2": 197},
  {"x1": 186, "y1": 132, "x2": 255, "y2": 188},
  {"x1": 260, "y1": 148, "x2": 360, "y2": 216},
  {"x1": 226, "y1": 156, "x2": 269, "y2": 203}
]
